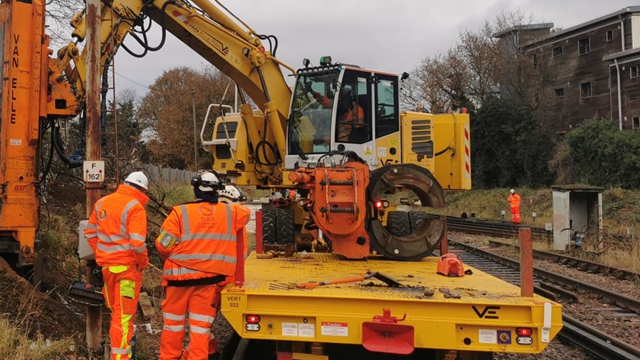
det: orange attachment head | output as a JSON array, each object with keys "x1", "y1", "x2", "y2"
[
  {"x1": 437, "y1": 253, "x2": 466, "y2": 277},
  {"x1": 288, "y1": 171, "x2": 312, "y2": 185}
]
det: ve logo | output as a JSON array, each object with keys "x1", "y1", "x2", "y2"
[{"x1": 472, "y1": 305, "x2": 500, "y2": 319}]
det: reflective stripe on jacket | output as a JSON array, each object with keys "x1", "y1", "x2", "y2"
[
  {"x1": 156, "y1": 201, "x2": 251, "y2": 284},
  {"x1": 508, "y1": 193, "x2": 521, "y2": 208},
  {"x1": 85, "y1": 185, "x2": 150, "y2": 269}
]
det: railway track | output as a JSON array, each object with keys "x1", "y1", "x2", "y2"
[
  {"x1": 442, "y1": 214, "x2": 552, "y2": 240},
  {"x1": 486, "y1": 239, "x2": 640, "y2": 283},
  {"x1": 450, "y1": 240, "x2": 640, "y2": 360}
]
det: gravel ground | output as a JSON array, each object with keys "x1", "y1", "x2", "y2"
[{"x1": 451, "y1": 233, "x2": 640, "y2": 360}]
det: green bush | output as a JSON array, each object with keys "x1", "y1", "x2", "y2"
[
  {"x1": 565, "y1": 119, "x2": 640, "y2": 188},
  {"x1": 471, "y1": 97, "x2": 555, "y2": 188}
]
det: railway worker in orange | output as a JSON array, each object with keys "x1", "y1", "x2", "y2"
[
  {"x1": 508, "y1": 189, "x2": 521, "y2": 224},
  {"x1": 85, "y1": 171, "x2": 150, "y2": 360},
  {"x1": 157, "y1": 172, "x2": 250, "y2": 360},
  {"x1": 179, "y1": 185, "x2": 249, "y2": 360}
]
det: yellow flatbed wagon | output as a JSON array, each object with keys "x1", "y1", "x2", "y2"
[{"x1": 221, "y1": 252, "x2": 562, "y2": 359}]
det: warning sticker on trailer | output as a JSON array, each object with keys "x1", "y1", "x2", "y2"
[
  {"x1": 478, "y1": 329, "x2": 497, "y2": 344},
  {"x1": 299, "y1": 323, "x2": 315, "y2": 338},
  {"x1": 321, "y1": 322, "x2": 348, "y2": 337},
  {"x1": 282, "y1": 322, "x2": 298, "y2": 336}
]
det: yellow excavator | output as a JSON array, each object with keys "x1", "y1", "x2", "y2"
[
  {"x1": 205, "y1": 56, "x2": 471, "y2": 259},
  {"x1": 0, "y1": 0, "x2": 562, "y2": 358}
]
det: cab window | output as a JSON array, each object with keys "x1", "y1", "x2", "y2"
[
  {"x1": 375, "y1": 77, "x2": 399, "y2": 138},
  {"x1": 335, "y1": 73, "x2": 371, "y2": 143}
]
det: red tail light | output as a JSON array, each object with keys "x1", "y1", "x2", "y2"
[
  {"x1": 246, "y1": 315, "x2": 261, "y2": 324},
  {"x1": 516, "y1": 327, "x2": 532, "y2": 337},
  {"x1": 374, "y1": 200, "x2": 390, "y2": 209}
]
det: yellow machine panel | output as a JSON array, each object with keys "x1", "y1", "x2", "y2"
[
  {"x1": 401, "y1": 112, "x2": 471, "y2": 191},
  {"x1": 222, "y1": 252, "x2": 562, "y2": 355}
]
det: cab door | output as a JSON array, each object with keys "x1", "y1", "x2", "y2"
[
  {"x1": 373, "y1": 74, "x2": 401, "y2": 169},
  {"x1": 333, "y1": 70, "x2": 375, "y2": 164}
]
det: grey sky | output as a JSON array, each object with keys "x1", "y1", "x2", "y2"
[{"x1": 112, "y1": 0, "x2": 633, "y2": 95}]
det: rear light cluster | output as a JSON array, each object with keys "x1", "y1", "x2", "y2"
[
  {"x1": 516, "y1": 327, "x2": 533, "y2": 345},
  {"x1": 374, "y1": 200, "x2": 390, "y2": 209},
  {"x1": 246, "y1": 314, "x2": 261, "y2": 331}
]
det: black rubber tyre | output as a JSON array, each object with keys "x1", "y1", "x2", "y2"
[
  {"x1": 408, "y1": 211, "x2": 431, "y2": 232},
  {"x1": 275, "y1": 209, "x2": 295, "y2": 245},
  {"x1": 262, "y1": 208, "x2": 277, "y2": 244},
  {"x1": 387, "y1": 211, "x2": 411, "y2": 237}
]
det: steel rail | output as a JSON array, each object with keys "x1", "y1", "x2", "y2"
[{"x1": 486, "y1": 239, "x2": 640, "y2": 282}]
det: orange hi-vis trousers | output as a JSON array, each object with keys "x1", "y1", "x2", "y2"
[
  {"x1": 180, "y1": 284, "x2": 224, "y2": 360},
  {"x1": 510, "y1": 206, "x2": 521, "y2": 224},
  {"x1": 102, "y1": 265, "x2": 142, "y2": 360},
  {"x1": 160, "y1": 284, "x2": 218, "y2": 360}
]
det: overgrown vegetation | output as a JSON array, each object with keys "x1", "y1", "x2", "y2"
[
  {"x1": 562, "y1": 119, "x2": 640, "y2": 188},
  {"x1": 0, "y1": 316, "x2": 71, "y2": 360}
]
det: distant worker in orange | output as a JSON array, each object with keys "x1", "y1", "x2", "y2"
[
  {"x1": 288, "y1": 189, "x2": 296, "y2": 200},
  {"x1": 508, "y1": 189, "x2": 521, "y2": 224},
  {"x1": 157, "y1": 172, "x2": 250, "y2": 360},
  {"x1": 307, "y1": 84, "x2": 365, "y2": 142},
  {"x1": 85, "y1": 171, "x2": 150, "y2": 360}
]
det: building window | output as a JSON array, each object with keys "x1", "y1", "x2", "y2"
[
  {"x1": 554, "y1": 88, "x2": 565, "y2": 98},
  {"x1": 532, "y1": 53, "x2": 538, "y2": 68},
  {"x1": 552, "y1": 46, "x2": 563, "y2": 57},
  {"x1": 580, "y1": 82, "x2": 592, "y2": 98},
  {"x1": 579, "y1": 38, "x2": 591, "y2": 55},
  {"x1": 631, "y1": 66, "x2": 639, "y2": 79},
  {"x1": 634, "y1": 117, "x2": 640, "y2": 130},
  {"x1": 606, "y1": 30, "x2": 614, "y2": 42}
]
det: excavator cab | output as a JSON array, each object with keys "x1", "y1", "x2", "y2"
[{"x1": 286, "y1": 64, "x2": 383, "y2": 169}]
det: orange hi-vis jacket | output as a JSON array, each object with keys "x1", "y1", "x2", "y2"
[
  {"x1": 156, "y1": 201, "x2": 251, "y2": 286},
  {"x1": 508, "y1": 193, "x2": 521, "y2": 208},
  {"x1": 86, "y1": 185, "x2": 149, "y2": 269},
  {"x1": 312, "y1": 92, "x2": 364, "y2": 142}
]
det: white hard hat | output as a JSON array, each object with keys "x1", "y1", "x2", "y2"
[
  {"x1": 510, "y1": 189, "x2": 515, "y2": 194},
  {"x1": 191, "y1": 171, "x2": 223, "y2": 192},
  {"x1": 125, "y1": 171, "x2": 148, "y2": 190},
  {"x1": 219, "y1": 185, "x2": 247, "y2": 203}
]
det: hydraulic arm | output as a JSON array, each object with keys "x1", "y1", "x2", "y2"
[{"x1": 54, "y1": 0, "x2": 294, "y2": 160}]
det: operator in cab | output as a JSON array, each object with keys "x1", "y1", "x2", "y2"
[
  {"x1": 307, "y1": 84, "x2": 365, "y2": 142},
  {"x1": 156, "y1": 172, "x2": 250, "y2": 360}
]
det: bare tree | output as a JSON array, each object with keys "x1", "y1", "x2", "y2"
[
  {"x1": 407, "y1": 10, "x2": 555, "y2": 115},
  {"x1": 45, "y1": 0, "x2": 85, "y2": 48}
]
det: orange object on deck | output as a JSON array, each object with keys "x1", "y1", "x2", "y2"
[{"x1": 436, "y1": 253, "x2": 465, "y2": 277}]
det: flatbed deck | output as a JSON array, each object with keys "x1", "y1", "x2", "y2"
[{"x1": 221, "y1": 252, "x2": 562, "y2": 355}]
